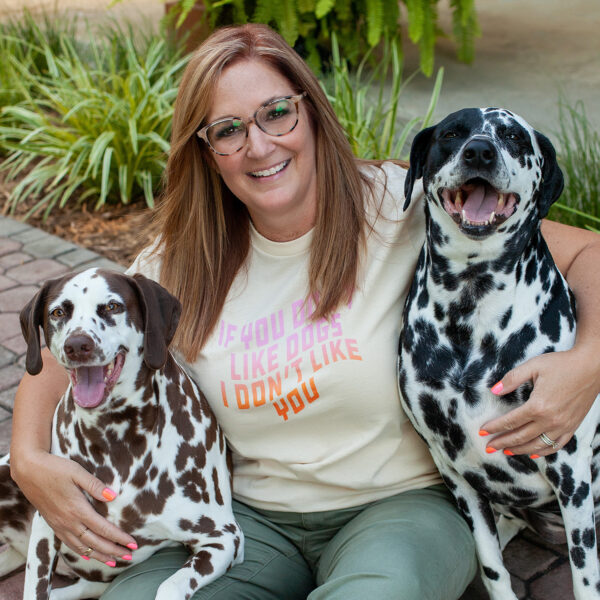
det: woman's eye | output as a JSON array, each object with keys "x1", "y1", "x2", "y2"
[
  {"x1": 266, "y1": 106, "x2": 290, "y2": 120},
  {"x1": 214, "y1": 120, "x2": 244, "y2": 139}
]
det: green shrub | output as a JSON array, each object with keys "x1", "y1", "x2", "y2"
[
  {"x1": 550, "y1": 99, "x2": 600, "y2": 233},
  {"x1": 323, "y1": 34, "x2": 443, "y2": 160},
  {"x1": 164, "y1": 0, "x2": 480, "y2": 75},
  {"x1": 0, "y1": 23, "x2": 187, "y2": 218}
]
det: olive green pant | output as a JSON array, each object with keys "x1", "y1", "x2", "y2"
[{"x1": 101, "y1": 485, "x2": 477, "y2": 600}]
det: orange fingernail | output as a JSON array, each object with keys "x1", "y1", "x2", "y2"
[
  {"x1": 80, "y1": 555, "x2": 90, "y2": 561},
  {"x1": 126, "y1": 542, "x2": 138, "y2": 550},
  {"x1": 530, "y1": 454, "x2": 540, "y2": 459},
  {"x1": 491, "y1": 381, "x2": 503, "y2": 395},
  {"x1": 479, "y1": 430, "x2": 489, "y2": 437},
  {"x1": 486, "y1": 447, "x2": 497, "y2": 454},
  {"x1": 504, "y1": 449, "x2": 514, "y2": 456},
  {"x1": 106, "y1": 560, "x2": 116, "y2": 567},
  {"x1": 102, "y1": 488, "x2": 117, "y2": 501},
  {"x1": 122, "y1": 554, "x2": 132, "y2": 561}
]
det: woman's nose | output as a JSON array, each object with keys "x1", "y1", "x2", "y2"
[{"x1": 245, "y1": 122, "x2": 275, "y2": 157}]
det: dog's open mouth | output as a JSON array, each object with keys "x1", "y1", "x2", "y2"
[
  {"x1": 440, "y1": 178, "x2": 518, "y2": 234},
  {"x1": 69, "y1": 352, "x2": 125, "y2": 408}
]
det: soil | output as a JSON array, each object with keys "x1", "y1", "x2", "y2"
[{"x1": 0, "y1": 171, "x2": 156, "y2": 267}]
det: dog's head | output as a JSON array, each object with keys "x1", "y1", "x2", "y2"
[
  {"x1": 404, "y1": 107, "x2": 563, "y2": 240},
  {"x1": 19, "y1": 269, "x2": 181, "y2": 409}
]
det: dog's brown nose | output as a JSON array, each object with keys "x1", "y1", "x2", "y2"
[
  {"x1": 64, "y1": 334, "x2": 96, "y2": 360},
  {"x1": 462, "y1": 138, "x2": 497, "y2": 169}
]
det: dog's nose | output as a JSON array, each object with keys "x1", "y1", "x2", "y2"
[
  {"x1": 64, "y1": 334, "x2": 96, "y2": 360},
  {"x1": 462, "y1": 138, "x2": 497, "y2": 169}
]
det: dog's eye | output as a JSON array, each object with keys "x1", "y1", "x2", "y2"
[
  {"x1": 443, "y1": 131, "x2": 457, "y2": 139},
  {"x1": 50, "y1": 308, "x2": 64, "y2": 318},
  {"x1": 506, "y1": 132, "x2": 521, "y2": 141},
  {"x1": 105, "y1": 301, "x2": 122, "y2": 312}
]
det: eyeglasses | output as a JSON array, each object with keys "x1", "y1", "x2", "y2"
[{"x1": 196, "y1": 92, "x2": 307, "y2": 156}]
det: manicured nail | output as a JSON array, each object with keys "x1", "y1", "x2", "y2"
[
  {"x1": 102, "y1": 488, "x2": 117, "y2": 501},
  {"x1": 491, "y1": 381, "x2": 504, "y2": 395},
  {"x1": 105, "y1": 560, "x2": 117, "y2": 567},
  {"x1": 121, "y1": 554, "x2": 132, "y2": 561},
  {"x1": 80, "y1": 555, "x2": 90, "y2": 561},
  {"x1": 530, "y1": 454, "x2": 540, "y2": 459},
  {"x1": 504, "y1": 449, "x2": 514, "y2": 456},
  {"x1": 479, "y1": 430, "x2": 490, "y2": 437},
  {"x1": 486, "y1": 447, "x2": 497, "y2": 454},
  {"x1": 126, "y1": 542, "x2": 138, "y2": 550}
]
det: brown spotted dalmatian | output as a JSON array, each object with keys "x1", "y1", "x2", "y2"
[
  {"x1": 0, "y1": 268, "x2": 243, "y2": 599},
  {"x1": 398, "y1": 107, "x2": 600, "y2": 600}
]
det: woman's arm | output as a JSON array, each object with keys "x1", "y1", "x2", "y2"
[
  {"x1": 481, "y1": 219, "x2": 600, "y2": 456},
  {"x1": 10, "y1": 348, "x2": 136, "y2": 563}
]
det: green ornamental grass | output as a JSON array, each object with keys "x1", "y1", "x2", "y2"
[{"x1": 0, "y1": 21, "x2": 188, "y2": 218}]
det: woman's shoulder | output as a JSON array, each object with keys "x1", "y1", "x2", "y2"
[{"x1": 126, "y1": 237, "x2": 163, "y2": 281}]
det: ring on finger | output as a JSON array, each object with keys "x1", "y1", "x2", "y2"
[
  {"x1": 82, "y1": 547, "x2": 93, "y2": 558},
  {"x1": 539, "y1": 432, "x2": 560, "y2": 450}
]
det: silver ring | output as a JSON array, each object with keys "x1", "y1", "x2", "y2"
[{"x1": 539, "y1": 432, "x2": 560, "y2": 450}]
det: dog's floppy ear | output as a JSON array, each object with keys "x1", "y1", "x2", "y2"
[
  {"x1": 404, "y1": 125, "x2": 436, "y2": 211},
  {"x1": 131, "y1": 273, "x2": 182, "y2": 370},
  {"x1": 535, "y1": 131, "x2": 564, "y2": 218},
  {"x1": 19, "y1": 283, "x2": 52, "y2": 375}
]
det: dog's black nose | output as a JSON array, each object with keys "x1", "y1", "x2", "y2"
[
  {"x1": 64, "y1": 334, "x2": 96, "y2": 360},
  {"x1": 462, "y1": 138, "x2": 497, "y2": 169}
]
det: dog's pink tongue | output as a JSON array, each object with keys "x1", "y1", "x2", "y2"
[
  {"x1": 463, "y1": 184, "x2": 498, "y2": 222},
  {"x1": 72, "y1": 366, "x2": 106, "y2": 408}
]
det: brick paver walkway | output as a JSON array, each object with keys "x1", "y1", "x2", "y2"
[{"x1": 0, "y1": 215, "x2": 583, "y2": 599}]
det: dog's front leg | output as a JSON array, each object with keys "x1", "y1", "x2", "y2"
[
  {"x1": 443, "y1": 470, "x2": 518, "y2": 600},
  {"x1": 24, "y1": 511, "x2": 58, "y2": 600},
  {"x1": 155, "y1": 527, "x2": 243, "y2": 599},
  {"x1": 544, "y1": 451, "x2": 600, "y2": 599}
]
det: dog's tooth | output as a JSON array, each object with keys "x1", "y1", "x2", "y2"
[
  {"x1": 461, "y1": 209, "x2": 467, "y2": 223},
  {"x1": 455, "y1": 190, "x2": 463, "y2": 210},
  {"x1": 497, "y1": 193, "x2": 505, "y2": 211},
  {"x1": 489, "y1": 211, "x2": 496, "y2": 225}
]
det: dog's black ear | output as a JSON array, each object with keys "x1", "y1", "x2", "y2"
[
  {"x1": 19, "y1": 284, "x2": 51, "y2": 375},
  {"x1": 131, "y1": 273, "x2": 182, "y2": 370},
  {"x1": 404, "y1": 125, "x2": 436, "y2": 211},
  {"x1": 535, "y1": 131, "x2": 564, "y2": 218}
]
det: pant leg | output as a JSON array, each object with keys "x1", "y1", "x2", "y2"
[
  {"x1": 310, "y1": 485, "x2": 477, "y2": 600},
  {"x1": 100, "y1": 500, "x2": 315, "y2": 600}
]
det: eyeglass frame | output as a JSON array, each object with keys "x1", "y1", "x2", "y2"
[{"x1": 196, "y1": 92, "x2": 307, "y2": 156}]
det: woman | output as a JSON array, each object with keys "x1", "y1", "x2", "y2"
[{"x1": 11, "y1": 24, "x2": 600, "y2": 599}]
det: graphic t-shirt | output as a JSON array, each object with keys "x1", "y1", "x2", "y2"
[{"x1": 129, "y1": 162, "x2": 442, "y2": 512}]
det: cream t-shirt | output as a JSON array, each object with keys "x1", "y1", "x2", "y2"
[{"x1": 129, "y1": 162, "x2": 442, "y2": 512}]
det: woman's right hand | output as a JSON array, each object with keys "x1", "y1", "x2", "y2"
[{"x1": 11, "y1": 450, "x2": 137, "y2": 565}]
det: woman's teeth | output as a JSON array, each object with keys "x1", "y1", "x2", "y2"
[{"x1": 250, "y1": 160, "x2": 289, "y2": 178}]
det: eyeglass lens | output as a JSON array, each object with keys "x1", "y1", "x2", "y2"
[{"x1": 206, "y1": 97, "x2": 299, "y2": 154}]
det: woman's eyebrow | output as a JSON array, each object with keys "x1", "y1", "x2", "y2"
[{"x1": 209, "y1": 94, "x2": 294, "y2": 122}]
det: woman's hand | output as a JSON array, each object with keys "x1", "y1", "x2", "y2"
[
  {"x1": 11, "y1": 450, "x2": 137, "y2": 565},
  {"x1": 480, "y1": 348, "x2": 600, "y2": 457}
]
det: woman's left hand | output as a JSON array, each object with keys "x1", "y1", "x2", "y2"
[{"x1": 480, "y1": 348, "x2": 600, "y2": 457}]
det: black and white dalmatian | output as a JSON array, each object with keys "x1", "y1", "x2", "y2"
[
  {"x1": 0, "y1": 268, "x2": 243, "y2": 599},
  {"x1": 398, "y1": 107, "x2": 600, "y2": 600}
]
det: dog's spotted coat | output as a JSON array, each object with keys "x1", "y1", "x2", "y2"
[
  {"x1": 398, "y1": 108, "x2": 600, "y2": 600},
  {"x1": 0, "y1": 269, "x2": 243, "y2": 599}
]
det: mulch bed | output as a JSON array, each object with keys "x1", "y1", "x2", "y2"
[{"x1": 0, "y1": 172, "x2": 156, "y2": 267}]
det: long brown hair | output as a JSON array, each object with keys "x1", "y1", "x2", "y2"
[{"x1": 155, "y1": 24, "x2": 374, "y2": 362}]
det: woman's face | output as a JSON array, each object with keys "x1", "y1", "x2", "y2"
[{"x1": 205, "y1": 59, "x2": 318, "y2": 241}]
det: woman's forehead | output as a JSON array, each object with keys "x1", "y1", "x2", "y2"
[{"x1": 207, "y1": 59, "x2": 295, "y2": 121}]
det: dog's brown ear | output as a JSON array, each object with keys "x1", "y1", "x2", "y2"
[
  {"x1": 131, "y1": 273, "x2": 182, "y2": 371},
  {"x1": 19, "y1": 284, "x2": 51, "y2": 375},
  {"x1": 535, "y1": 131, "x2": 564, "y2": 218},
  {"x1": 404, "y1": 125, "x2": 436, "y2": 211}
]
